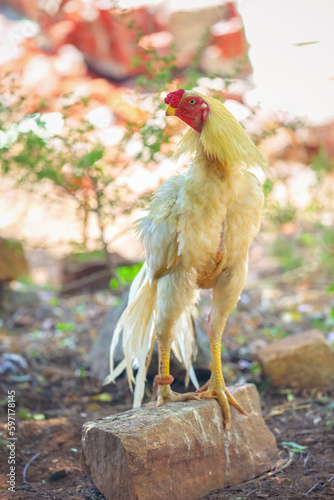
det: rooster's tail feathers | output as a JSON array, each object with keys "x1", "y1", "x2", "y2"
[
  {"x1": 103, "y1": 264, "x2": 157, "y2": 405},
  {"x1": 172, "y1": 305, "x2": 199, "y2": 389},
  {"x1": 103, "y1": 263, "x2": 199, "y2": 407}
]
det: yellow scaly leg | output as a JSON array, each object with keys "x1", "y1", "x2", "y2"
[
  {"x1": 154, "y1": 342, "x2": 200, "y2": 406},
  {"x1": 196, "y1": 322, "x2": 247, "y2": 429}
]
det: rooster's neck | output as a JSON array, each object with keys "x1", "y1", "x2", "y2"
[{"x1": 195, "y1": 143, "x2": 239, "y2": 179}]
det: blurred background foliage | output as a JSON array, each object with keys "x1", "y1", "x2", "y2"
[{"x1": 0, "y1": 0, "x2": 333, "y2": 339}]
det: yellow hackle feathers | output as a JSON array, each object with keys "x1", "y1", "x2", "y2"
[{"x1": 174, "y1": 91, "x2": 270, "y2": 174}]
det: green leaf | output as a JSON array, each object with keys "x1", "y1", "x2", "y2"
[
  {"x1": 32, "y1": 414, "x2": 45, "y2": 421},
  {"x1": 91, "y1": 393, "x2": 113, "y2": 402},
  {"x1": 116, "y1": 263, "x2": 143, "y2": 284},
  {"x1": 79, "y1": 147, "x2": 104, "y2": 168},
  {"x1": 109, "y1": 278, "x2": 119, "y2": 290},
  {"x1": 287, "y1": 392, "x2": 295, "y2": 402},
  {"x1": 281, "y1": 441, "x2": 308, "y2": 453},
  {"x1": 235, "y1": 335, "x2": 248, "y2": 345},
  {"x1": 131, "y1": 55, "x2": 142, "y2": 68},
  {"x1": 18, "y1": 408, "x2": 33, "y2": 420},
  {"x1": 263, "y1": 179, "x2": 273, "y2": 196},
  {"x1": 300, "y1": 233, "x2": 314, "y2": 245},
  {"x1": 250, "y1": 363, "x2": 261, "y2": 374},
  {"x1": 55, "y1": 322, "x2": 76, "y2": 332}
]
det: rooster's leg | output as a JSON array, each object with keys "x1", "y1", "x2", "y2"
[
  {"x1": 195, "y1": 319, "x2": 247, "y2": 429},
  {"x1": 153, "y1": 273, "x2": 200, "y2": 406},
  {"x1": 155, "y1": 342, "x2": 200, "y2": 405},
  {"x1": 196, "y1": 263, "x2": 248, "y2": 429}
]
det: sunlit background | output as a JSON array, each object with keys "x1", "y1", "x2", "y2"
[{"x1": 0, "y1": 0, "x2": 333, "y2": 295}]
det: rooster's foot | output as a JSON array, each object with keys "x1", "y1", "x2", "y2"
[
  {"x1": 154, "y1": 375, "x2": 200, "y2": 406},
  {"x1": 195, "y1": 379, "x2": 247, "y2": 430}
]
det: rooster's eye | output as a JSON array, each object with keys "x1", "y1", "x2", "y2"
[{"x1": 189, "y1": 99, "x2": 196, "y2": 105}]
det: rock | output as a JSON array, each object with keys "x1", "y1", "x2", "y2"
[
  {"x1": 0, "y1": 238, "x2": 29, "y2": 282},
  {"x1": 87, "y1": 291, "x2": 129, "y2": 381},
  {"x1": 81, "y1": 383, "x2": 278, "y2": 500},
  {"x1": 257, "y1": 330, "x2": 334, "y2": 390},
  {"x1": 88, "y1": 294, "x2": 211, "y2": 383}
]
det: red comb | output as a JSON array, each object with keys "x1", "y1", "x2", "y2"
[{"x1": 164, "y1": 89, "x2": 185, "y2": 108}]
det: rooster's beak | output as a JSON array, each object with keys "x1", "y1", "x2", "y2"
[{"x1": 166, "y1": 104, "x2": 176, "y2": 116}]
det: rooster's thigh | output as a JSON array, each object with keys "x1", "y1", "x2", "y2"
[
  {"x1": 209, "y1": 259, "x2": 248, "y2": 338},
  {"x1": 155, "y1": 266, "x2": 197, "y2": 346}
]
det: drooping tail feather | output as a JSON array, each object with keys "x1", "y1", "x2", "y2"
[
  {"x1": 103, "y1": 263, "x2": 199, "y2": 408},
  {"x1": 103, "y1": 264, "x2": 157, "y2": 395},
  {"x1": 172, "y1": 304, "x2": 199, "y2": 389}
]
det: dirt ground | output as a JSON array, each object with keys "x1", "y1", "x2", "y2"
[{"x1": 0, "y1": 278, "x2": 333, "y2": 500}]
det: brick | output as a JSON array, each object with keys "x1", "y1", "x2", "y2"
[{"x1": 257, "y1": 330, "x2": 334, "y2": 390}]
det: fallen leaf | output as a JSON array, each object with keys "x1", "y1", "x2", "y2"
[
  {"x1": 91, "y1": 392, "x2": 112, "y2": 402},
  {"x1": 281, "y1": 441, "x2": 308, "y2": 453}
]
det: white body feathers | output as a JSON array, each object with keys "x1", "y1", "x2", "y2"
[{"x1": 104, "y1": 92, "x2": 267, "y2": 408}]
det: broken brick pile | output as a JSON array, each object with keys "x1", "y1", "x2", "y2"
[{"x1": 2, "y1": 0, "x2": 251, "y2": 79}]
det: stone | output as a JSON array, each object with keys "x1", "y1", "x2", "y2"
[
  {"x1": 88, "y1": 294, "x2": 211, "y2": 384},
  {"x1": 0, "y1": 238, "x2": 29, "y2": 282},
  {"x1": 81, "y1": 383, "x2": 278, "y2": 500},
  {"x1": 257, "y1": 330, "x2": 334, "y2": 390},
  {"x1": 88, "y1": 291, "x2": 129, "y2": 381}
]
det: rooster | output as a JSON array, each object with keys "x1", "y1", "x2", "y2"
[{"x1": 104, "y1": 88, "x2": 268, "y2": 429}]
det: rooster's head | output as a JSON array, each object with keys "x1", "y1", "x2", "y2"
[{"x1": 164, "y1": 89, "x2": 209, "y2": 133}]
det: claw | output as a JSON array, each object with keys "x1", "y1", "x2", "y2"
[
  {"x1": 157, "y1": 386, "x2": 201, "y2": 406},
  {"x1": 225, "y1": 388, "x2": 248, "y2": 416},
  {"x1": 195, "y1": 379, "x2": 210, "y2": 394},
  {"x1": 196, "y1": 379, "x2": 247, "y2": 429}
]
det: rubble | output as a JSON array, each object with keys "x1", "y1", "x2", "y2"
[{"x1": 2, "y1": 0, "x2": 250, "y2": 79}]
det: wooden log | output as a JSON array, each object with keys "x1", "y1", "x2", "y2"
[{"x1": 81, "y1": 383, "x2": 278, "y2": 500}]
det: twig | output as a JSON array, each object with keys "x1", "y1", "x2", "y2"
[
  {"x1": 303, "y1": 452, "x2": 310, "y2": 466},
  {"x1": 306, "y1": 482, "x2": 320, "y2": 496},
  {"x1": 23, "y1": 452, "x2": 40, "y2": 483},
  {"x1": 246, "y1": 487, "x2": 258, "y2": 497}
]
